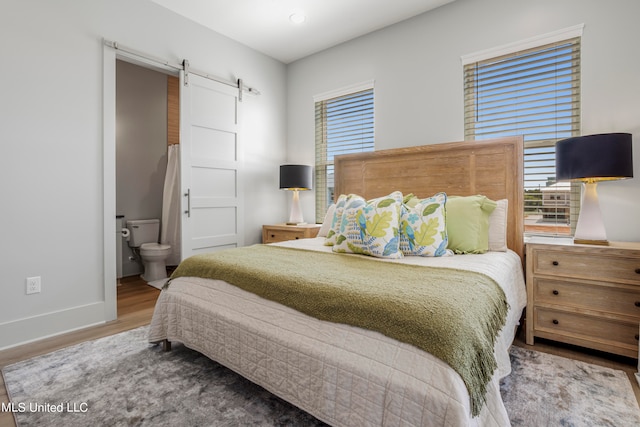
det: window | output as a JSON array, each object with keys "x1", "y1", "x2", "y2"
[
  {"x1": 463, "y1": 29, "x2": 582, "y2": 236},
  {"x1": 314, "y1": 86, "x2": 374, "y2": 222}
]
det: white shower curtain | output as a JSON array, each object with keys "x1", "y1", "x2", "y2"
[{"x1": 161, "y1": 144, "x2": 181, "y2": 265}]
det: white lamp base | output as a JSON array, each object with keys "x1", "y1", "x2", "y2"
[
  {"x1": 574, "y1": 181, "x2": 608, "y2": 246},
  {"x1": 286, "y1": 189, "x2": 306, "y2": 225}
]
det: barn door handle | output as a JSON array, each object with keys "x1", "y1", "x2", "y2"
[{"x1": 184, "y1": 189, "x2": 191, "y2": 217}]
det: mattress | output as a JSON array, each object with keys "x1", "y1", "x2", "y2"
[{"x1": 148, "y1": 237, "x2": 527, "y2": 426}]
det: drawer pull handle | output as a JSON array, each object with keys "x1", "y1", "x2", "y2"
[
  {"x1": 552, "y1": 261, "x2": 559, "y2": 266},
  {"x1": 636, "y1": 268, "x2": 640, "y2": 274},
  {"x1": 295, "y1": 237, "x2": 300, "y2": 239},
  {"x1": 271, "y1": 234, "x2": 275, "y2": 238},
  {"x1": 636, "y1": 334, "x2": 639, "y2": 341},
  {"x1": 552, "y1": 290, "x2": 559, "y2": 296},
  {"x1": 552, "y1": 319, "x2": 559, "y2": 325},
  {"x1": 635, "y1": 301, "x2": 640, "y2": 307}
]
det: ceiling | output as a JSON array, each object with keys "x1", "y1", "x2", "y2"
[{"x1": 151, "y1": 0, "x2": 456, "y2": 64}]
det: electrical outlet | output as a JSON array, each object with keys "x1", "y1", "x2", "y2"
[{"x1": 26, "y1": 276, "x2": 41, "y2": 294}]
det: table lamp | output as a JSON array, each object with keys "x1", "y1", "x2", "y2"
[
  {"x1": 280, "y1": 164, "x2": 312, "y2": 225},
  {"x1": 556, "y1": 133, "x2": 633, "y2": 245}
]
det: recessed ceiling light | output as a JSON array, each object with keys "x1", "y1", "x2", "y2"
[{"x1": 289, "y1": 12, "x2": 306, "y2": 24}]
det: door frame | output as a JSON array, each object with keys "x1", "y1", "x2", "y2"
[{"x1": 103, "y1": 45, "x2": 117, "y2": 321}]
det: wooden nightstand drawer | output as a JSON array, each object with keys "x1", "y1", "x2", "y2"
[
  {"x1": 534, "y1": 307, "x2": 639, "y2": 357},
  {"x1": 262, "y1": 224, "x2": 321, "y2": 244},
  {"x1": 265, "y1": 229, "x2": 306, "y2": 243},
  {"x1": 533, "y1": 250, "x2": 640, "y2": 284},
  {"x1": 533, "y1": 277, "x2": 640, "y2": 319}
]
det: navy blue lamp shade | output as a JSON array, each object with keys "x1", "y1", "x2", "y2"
[
  {"x1": 279, "y1": 165, "x2": 313, "y2": 190},
  {"x1": 556, "y1": 133, "x2": 633, "y2": 182}
]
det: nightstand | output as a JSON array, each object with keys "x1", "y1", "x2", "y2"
[
  {"x1": 262, "y1": 224, "x2": 322, "y2": 244},
  {"x1": 525, "y1": 237, "x2": 640, "y2": 358}
]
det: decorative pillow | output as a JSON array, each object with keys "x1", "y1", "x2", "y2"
[
  {"x1": 336, "y1": 194, "x2": 367, "y2": 239},
  {"x1": 446, "y1": 195, "x2": 497, "y2": 254},
  {"x1": 488, "y1": 199, "x2": 508, "y2": 252},
  {"x1": 333, "y1": 191, "x2": 403, "y2": 259},
  {"x1": 399, "y1": 192, "x2": 450, "y2": 256},
  {"x1": 324, "y1": 195, "x2": 346, "y2": 245},
  {"x1": 317, "y1": 203, "x2": 336, "y2": 238}
]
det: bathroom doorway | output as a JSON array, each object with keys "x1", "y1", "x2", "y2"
[
  {"x1": 104, "y1": 43, "x2": 247, "y2": 322},
  {"x1": 115, "y1": 60, "x2": 180, "y2": 289}
]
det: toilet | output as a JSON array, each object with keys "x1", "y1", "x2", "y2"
[{"x1": 126, "y1": 219, "x2": 172, "y2": 282}]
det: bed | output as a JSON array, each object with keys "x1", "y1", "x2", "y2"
[{"x1": 148, "y1": 136, "x2": 527, "y2": 426}]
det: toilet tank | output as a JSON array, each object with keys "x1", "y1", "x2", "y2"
[{"x1": 126, "y1": 219, "x2": 160, "y2": 247}]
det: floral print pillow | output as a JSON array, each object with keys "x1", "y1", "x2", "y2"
[
  {"x1": 399, "y1": 192, "x2": 450, "y2": 257},
  {"x1": 324, "y1": 194, "x2": 363, "y2": 246},
  {"x1": 332, "y1": 191, "x2": 403, "y2": 259}
]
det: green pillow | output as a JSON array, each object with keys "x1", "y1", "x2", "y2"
[
  {"x1": 403, "y1": 193, "x2": 420, "y2": 208},
  {"x1": 446, "y1": 195, "x2": 497, "y2": 254}
]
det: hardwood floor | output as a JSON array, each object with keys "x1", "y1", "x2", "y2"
[
  {"x1": 0, "y1": 280, "x2": 638, "y2": 427},
  {"x1": 0, "y1": 276, "x2": 160, "y2": 427}
]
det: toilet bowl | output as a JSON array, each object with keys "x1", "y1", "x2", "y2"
[
  {"x1": 126, "y1": 219, "x2": 172, "y2": 283},
  {"x1": 140, "y1": 243, "x2": 172, "y2": 282}
]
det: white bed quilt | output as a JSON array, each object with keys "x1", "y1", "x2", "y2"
[{"x1": 148, "y1": 238, "x2": 527, "y2": 426}]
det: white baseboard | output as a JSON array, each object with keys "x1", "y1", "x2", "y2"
[{"x1": 0, "y1": 302, "x2": 106, "y2": 351}]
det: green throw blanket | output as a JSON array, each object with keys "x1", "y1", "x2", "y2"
[{"x1": 169, "y1": 244, "x2": 509, "y2": 416}]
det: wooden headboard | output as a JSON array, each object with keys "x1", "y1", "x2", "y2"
[{"x1": 334, "y1": 136, "x2": 524, "y2": 260}]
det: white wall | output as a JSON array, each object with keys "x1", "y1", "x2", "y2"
[
  {"x1": 0, "y1": 0, "x2": 288, "y2": 348},
  {"x1": 287, "y1": 0, "x2": 640, "y2": 240}
]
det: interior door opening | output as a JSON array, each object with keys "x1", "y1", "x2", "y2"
[{"x1": 113, "y1": 58, "x2": 181, "y2": 314}]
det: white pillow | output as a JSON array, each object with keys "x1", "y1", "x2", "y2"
[
  {"x1": 317, "y1": 203, "x2": 336, "y2": 237},
  {"x1": 488, "y1": 199, "x2": 508, "y2": 252}
]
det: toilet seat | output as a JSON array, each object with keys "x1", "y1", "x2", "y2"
[{"x1": 140, "y1": 243, "x2": 171, "y2": 254}]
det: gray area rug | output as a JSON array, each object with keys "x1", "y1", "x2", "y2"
[
  {"x1": 3, "y1": 326, "x2": 639, "y2": 426},
  {"x1": 502, "y1": 346, "x2": 640, "y2": 427}
]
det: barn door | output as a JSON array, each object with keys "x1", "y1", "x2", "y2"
[{"x1": 180, "y1": 69, "x2": 243, "y2": 259}]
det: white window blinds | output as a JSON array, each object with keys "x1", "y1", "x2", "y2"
[
  {"x1": 315, "y1": 88, "x2": 374, "y2": 222},
  {"x1": 463, "y1": 36, "x2": 581, "y2": 236}
]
